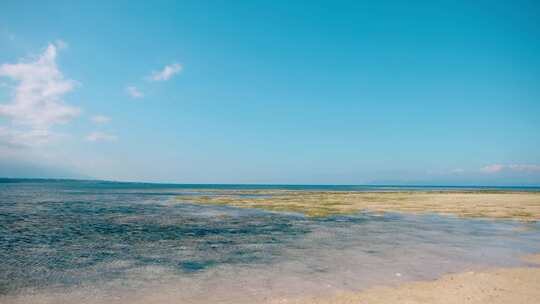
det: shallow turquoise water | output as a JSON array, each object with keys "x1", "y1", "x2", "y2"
[{"x1": 1, "y1": 180, "x2": 539, "y2": 302}]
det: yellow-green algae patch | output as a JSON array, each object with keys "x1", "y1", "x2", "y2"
[{"x1": 177, "y1": 190, "x2": 540, "y2": 220}]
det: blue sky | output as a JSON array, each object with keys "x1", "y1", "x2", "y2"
[{"x1": 1, "y1": 0, "x2": 539, "y2": 185}]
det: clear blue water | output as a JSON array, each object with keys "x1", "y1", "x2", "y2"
[
  {"x1": 2, "y1": 178, "x2": 540, "y2": 191},
  {"x1": 1, "y1": 179, "x2": 539, "y2": 303}
]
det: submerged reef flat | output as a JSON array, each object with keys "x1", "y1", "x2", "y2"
[{"x1": 179, "y1": 190, "x2": 540, "y2": 220}]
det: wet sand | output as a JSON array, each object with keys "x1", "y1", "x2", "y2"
[
  {"x1": 181, "y1": 190, "x2": 540, "y2": 220},
  {"x1": 284, "y1": 254, "x2": 540, "y2": 304}
]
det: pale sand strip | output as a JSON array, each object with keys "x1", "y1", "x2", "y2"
[
  {"x1": 181, "y1": 191, "x2": 540, "y2": 220},
  {"x1": 4, "y1": 264, "x2": 539, "y2": 304},
  {"x1": 273, "y1": 255, "x2": 540, "y2": 304}
]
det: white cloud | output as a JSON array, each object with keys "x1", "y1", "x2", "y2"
[
  {"x1": 55, "y1": 39, "x2": 68, "y2": 50},
  {"x1": 90, "y1": 115, "x2": 111, "y2": 124},
  {"x1": 480, "y1": 164, "x2": 504, "y2": 174},
  {"x1": 0, "y1": 41, "x2": 80, "y2": 146},
  {"x1": 126, "y1": 85, "x2": 144, "y2": 98},
  {"x1": 506, "y1": 164, "x2": 540, "y2": 172},
  {"x1": 481, "y1": 164, "x2": 540, "y2": 174},
  {"x1": 148, "y1": 63, "x2": 182, "y2": 82},
  {"x1": 86, "y1": 131, "x2": 117, "y2": 142}
]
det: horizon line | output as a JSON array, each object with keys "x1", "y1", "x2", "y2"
[{"x1": 1, "y1": 177, "x2": 540, "y2": 189}]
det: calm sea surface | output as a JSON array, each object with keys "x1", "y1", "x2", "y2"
[{"x1": 1, "y1": 179, "x2": 539, "y2": 303}]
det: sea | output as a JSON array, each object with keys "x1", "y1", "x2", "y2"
[{"x1": 1, "y1": 179, "x2": 539, "y2": 303}]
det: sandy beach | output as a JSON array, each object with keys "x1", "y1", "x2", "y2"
[
  {"x1": 182, "y1": 190, "x2": 540, "y2": 220},
  {"x1": 5, "y1": 255, "x2": 538, "y2": 304},
  {"x1": 283, "y1": 254, "x2": 540, "y2": 304}
]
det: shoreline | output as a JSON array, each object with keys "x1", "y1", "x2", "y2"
[
  {"x1": 5, "y1": 255, "x2": 538, "y2": 304},
  {"x1": 280, "y1": 254, "x2": 540, "y2": 304}
]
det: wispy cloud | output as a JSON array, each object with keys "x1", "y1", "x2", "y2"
[
  {"x1": 507, "y1": 164, "x2": 540, "y2": 172},
  {"x1": 126, "y1": 85, "x2": 144, "y2": 98},
  {"x1": 0, "y1": 127, "x2": 60, "y2": 147},
  {"x1": 148, "y1": 63, "x2": 182, "y2": 82},
  {"x1": 90, "y1": 115, "x2": 111, "y2": 124},
  {"x1": 480, "y1": 164, "x2": 504, "y2": 174},
  {"x1": 481, "y1": 164, "x2": 540, "y2": 174},
  {"x1": 86, "y1": 131, "x2": 117, "y2": 142},
  {"x1": 0, "y1": 41, "x2": 80, "y2": 146}
]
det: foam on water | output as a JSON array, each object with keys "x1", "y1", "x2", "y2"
[{"x1": 1, "y1": 180, "x2": 539, "y2": 303}]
